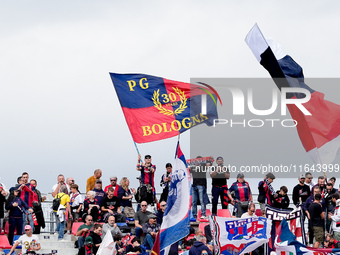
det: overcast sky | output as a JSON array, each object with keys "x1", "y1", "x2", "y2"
[{"x1": 1, "y1": 1, "x2": 340, "y2": 193}]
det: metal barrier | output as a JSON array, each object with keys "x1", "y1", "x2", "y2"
[
  {"x1": 40, "y1": 193, "x2": 296, "y2": 233},
  {"x1": 41, "y1": 200, "x2": 56, "y2": 233}
]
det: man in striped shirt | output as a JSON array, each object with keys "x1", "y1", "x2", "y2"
[
  {"x1": 229, "y1": 173, "x2": 253, "y2": 217},
  {"x1": 137, "y1": 154, "x2": 156, "y2": 205},
  {"x1": 20, "y1": 172, "x2": 38, "y2": 230},
  {"x1": 258, "y1": 173, "x2": 276, "y2": 216}
]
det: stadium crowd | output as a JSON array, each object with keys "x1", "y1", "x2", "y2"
[{"x1": 0, "y1": 155, "x2": 340, "y2": 254}]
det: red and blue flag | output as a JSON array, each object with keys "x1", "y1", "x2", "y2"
[{"x1": 110, "y1": 73, "x2": 220, "y2": 143}]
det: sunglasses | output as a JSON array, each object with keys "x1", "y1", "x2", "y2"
[
  {"x1": 202, "y1": 253, "x2": 208, "y2": 255},
  {"x1": 160, "y1": 204, "x2": 166, "y2": 207},
  {"x1": 25, "y1": 229, "x2": 30, "y2": 231},
  {"x1": 111, "y1": 179, "x2": 117, "y2": 181},
  {"x1": 141, "y1": 205, "x2": 147, "y2": 207},
  {"x1": 250, "y1": 210, "x2": 255, "y2": 213}
]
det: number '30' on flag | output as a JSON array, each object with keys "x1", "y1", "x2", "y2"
[
  {"x1": 245, "y1": 24, "x2": 340, "y2": 164},
  {"x1": 110, "y1": 73, "x2": 221, "y2": 143}
]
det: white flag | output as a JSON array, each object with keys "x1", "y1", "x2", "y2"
[{"x1": 96, "y1": 231, "x2": 116, "y2": 255}]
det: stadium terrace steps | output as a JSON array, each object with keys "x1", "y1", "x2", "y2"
[{"x1": 37, "y1": 234, "x2": 78, "y2": 255}]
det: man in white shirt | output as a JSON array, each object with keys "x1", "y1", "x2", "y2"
[
  {"x1": 241, "y1": 203, "x2": 257, "y2": 218},
  {"x1": 7, "y1": 225, "x2": 41, "y2": 255},
  {"x1": 52, "y1": 174, "x2": 67, "y2": 197}
]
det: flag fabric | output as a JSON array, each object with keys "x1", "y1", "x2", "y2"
[
  {"x1": 151, "y1": 232, "x2": 160, "y2": 255},
  {"x1": 275, "y1": 219, "x2": 340, "y2": 255},
  {"x1": 32, "y1": 213, "x2": 38, "y2": 226},
  {"x1": 209, "y1": 215, "x2": 272, "y2": 255},
  {"x1": 158, "y1": 142, "x2": 191, "y2": 255},
  {"x1": 265, "y1": 205, "x2": 306, "y2": 255},
  {"x1": 110, "y1": 73, "x2": 220, "y2": 143},
  {"x1": 97, "y1": 230, "x2": 116, "y2": 255},
  {"x1": 245, "y1": 24, "x2": 340, "y2": 164}
]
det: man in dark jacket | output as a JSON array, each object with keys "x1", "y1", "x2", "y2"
[
  {"x1": 258, "y1": 173, "x2": 276, "y2": 215},
  {"x1": 30, "y1": 179, "x2": 46, "y2": 234},
  {"x1": 292, "y1": 174, "x2": 311, "y2": 207},
  {"x1": 189, "y1": 235, "x2": 213, "y2": 255},
  {"x1": 142, "y1": 214, "x2": 161, "y2": 249},
  {"x1": 273, "y1": 186, "x2": 290, "y2": 209}
]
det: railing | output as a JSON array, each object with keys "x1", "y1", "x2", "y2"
[{"x1": 40, "y1": 192, "x2": 299, "y2": 234}]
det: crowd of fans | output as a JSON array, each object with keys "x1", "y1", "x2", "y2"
[{"x1": 1, "y1": 155, "x2": 340, "y2": 254}]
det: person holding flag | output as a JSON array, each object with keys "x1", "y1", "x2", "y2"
[
  {"x1": 137, "y1": 154, "x2": 156, "y2": 205},
  {"x1": 152, "y1": 142, "x2": 191, "y2": 255},
  {"x1": 258, "y1": 173, "x2": 276, "y2": 215}
]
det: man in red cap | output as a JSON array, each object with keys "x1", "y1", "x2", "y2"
[{"x1": 7, "y1": 225, "x2": 41, "y2": 255}]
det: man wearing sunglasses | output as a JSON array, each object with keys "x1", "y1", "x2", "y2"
[
  {"x1": 66, "y1": 177, "x2": 75, "y2": 194},
  {"x1": 156, "y1": 201, "x2": 166, "y2": 224},
  {"x1": 134, "y1": 201, "x2": 153, "y2": 238},
  {"x1": 137, "y1": 155, "x2": 156, "y2": 205},
  {"x1": 104, "y1": 176, "x2": 119, "y2": 196},
  {"x1": 241, "y1": 203, "x2": 256, "y2": 218},
  {"x1": 7, "y1": 225, "x2": 41, "y2": 255},
  {"x1": 137, "y1": 155, "x2": 156, "y2": 187},
  {"x1": 76, "y1": 215, "x2": 94, "y2": 249},
  {"x1": 305, "y1": 172, "x2": 315, "y2": 190}
]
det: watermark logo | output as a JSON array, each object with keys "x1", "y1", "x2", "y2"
[{"x1": 201, "y1": 86, "x2": 311, "y2": 116}]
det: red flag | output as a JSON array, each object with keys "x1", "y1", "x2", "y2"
[
  {"x1": 151, "y1": 232, "x2": 160, "y2": 255},
  {"x1": 32, "y1": 213, "x2": 38, "y2": 226}
]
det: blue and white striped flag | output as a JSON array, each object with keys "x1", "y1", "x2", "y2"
[{"x1": 159, "y1": 142, "x2": 192, "y2": 255}]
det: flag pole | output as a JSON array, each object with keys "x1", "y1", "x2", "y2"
[
  {"x1": 175, "y1": 134, "x2": 181, "y2": 158},
  {"x1": 134, "y1": 141, "x2": 143, "y2": 164}
]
